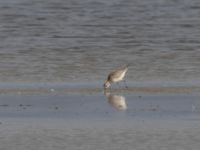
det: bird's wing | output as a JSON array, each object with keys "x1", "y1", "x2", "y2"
[{"x1": 109, "y1": 69, "x2": 126, "y2": 79}]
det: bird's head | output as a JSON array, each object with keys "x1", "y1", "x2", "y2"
[{"x1": 103, "y1": 81, "x2": 111, "y2": 89}]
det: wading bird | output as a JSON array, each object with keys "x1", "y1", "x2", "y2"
[{"x1": 104, "y1": 64, "x2": 129, "y2": 90}]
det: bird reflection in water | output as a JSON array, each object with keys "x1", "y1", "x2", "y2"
[{"x1": 104, "y1": 90, "x2": 127, "y2": 111}]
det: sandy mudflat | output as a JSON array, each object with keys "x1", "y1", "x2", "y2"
[{"x1": 0, "y1": 86, "x2": 200, "y2": 150}]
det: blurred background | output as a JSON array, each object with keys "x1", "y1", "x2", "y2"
[{"x1": 0, "y1": 0, "x2": 200, "y2": 85}]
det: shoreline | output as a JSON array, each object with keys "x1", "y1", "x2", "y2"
[{"x1": 0, "y1": 85, "x2": 200, "y2": 95}]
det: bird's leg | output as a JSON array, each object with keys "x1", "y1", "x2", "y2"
[
  {"x1": 116, "y1": 82, "x2": 121, "y2": 89},
  {"x1": 109, "y1": 86, "x2": 112, "y2": 92},
  {"x1": 123, "y1": 79, "x2": 128, "y2": 89}
]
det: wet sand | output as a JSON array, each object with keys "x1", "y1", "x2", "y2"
[{"x1": 0, "y1": 85, "x2": 200, "y2": 150}]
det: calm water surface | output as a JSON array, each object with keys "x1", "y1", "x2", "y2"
[{"x1": 0, "y1": 0, "x2": 200, "y2": 85}]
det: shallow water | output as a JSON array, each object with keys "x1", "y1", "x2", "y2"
[
  {"x1": 0, "y1": 93, "x2": 200, "y2": 124},
  {"x1": 0, "y1": 0, "x2": 200, "y2": 84},
  {"x1": 0, "y1": 88, "x2": 200, "y2": 149}
]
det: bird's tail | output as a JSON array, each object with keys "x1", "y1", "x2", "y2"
[
  {"x1": 114, "y1": 63, "x2": 130, "y2": 71},
  {"x1": 123, "y1": 63, "x2": 131, "y2": 69},
  {"x1": 126, "y1": 63, "x2": 132, "y2": 67}
]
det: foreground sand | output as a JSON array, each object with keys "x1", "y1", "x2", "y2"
[{"x1": 0, "y1": 85, "x2": 200, "y2": 150}]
